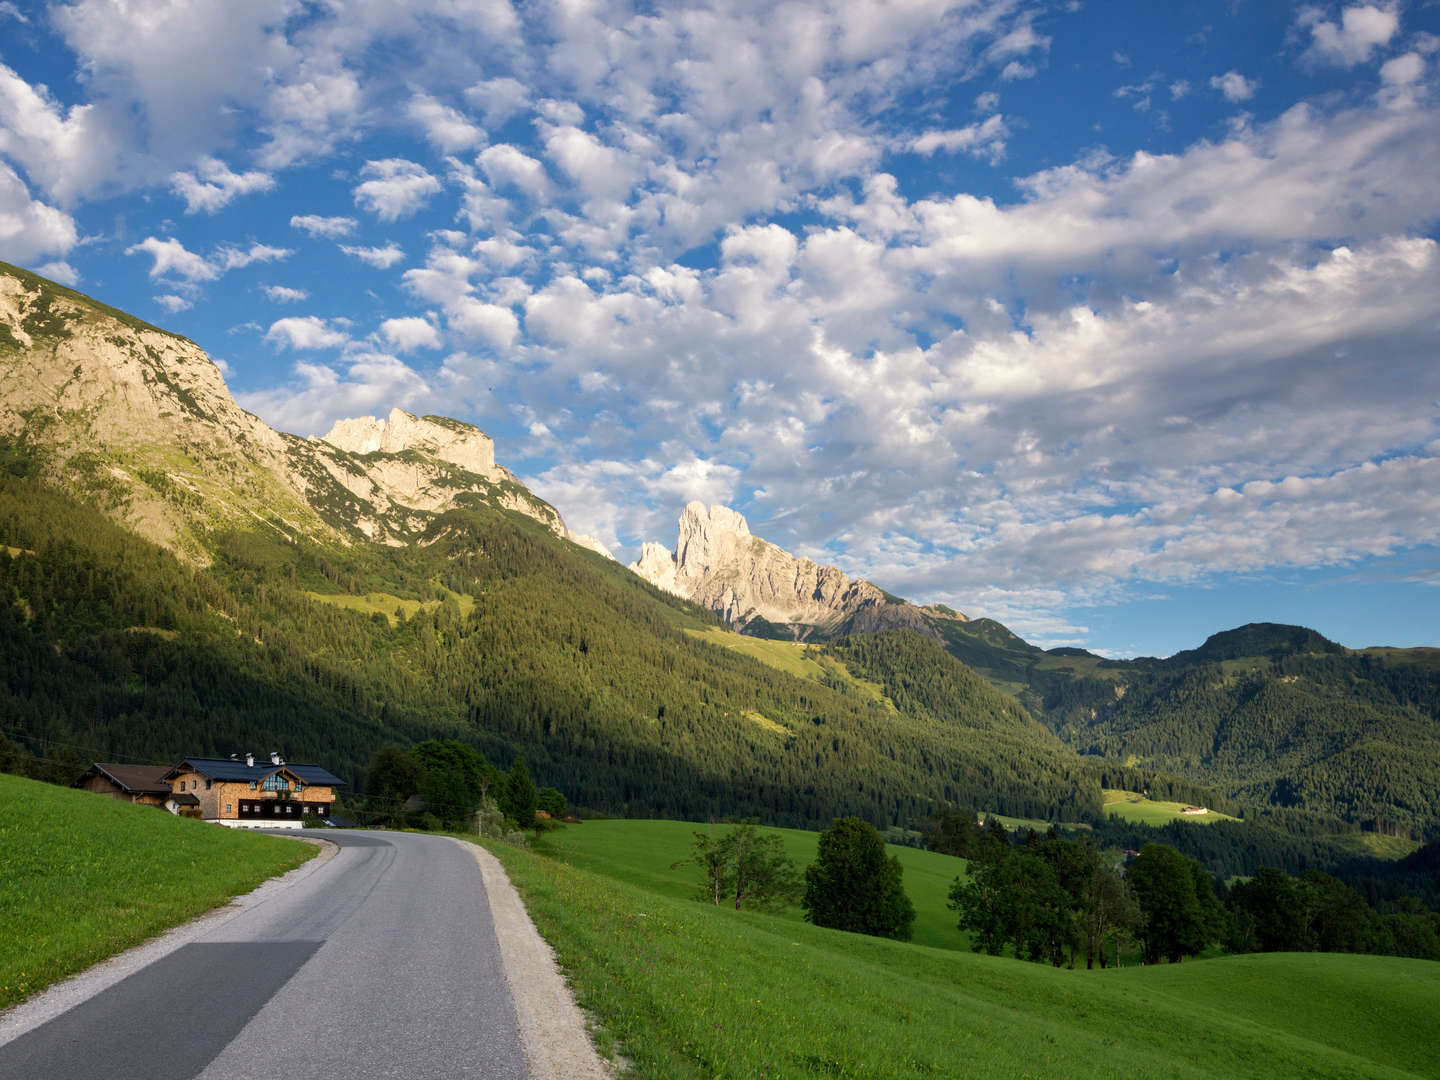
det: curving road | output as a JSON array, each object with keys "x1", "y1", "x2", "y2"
[{"x1": 0, "y1": 831, "x2": 527, "y2": 1080}]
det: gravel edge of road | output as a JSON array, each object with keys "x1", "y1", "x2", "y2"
[
  {"x1": 0, "y1": 836, "x2": 337, "y2": 1045},
  {"x1": 453, "y1": 838, "x2": 616, "y2": 1080}
]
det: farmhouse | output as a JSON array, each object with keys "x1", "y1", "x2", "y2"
[
  {"x1": 75, "y1": 763, "x2": 172, "y2": 807},
  {"x1": 161, "y1": 753, "x2": 346, "y2": 829}
]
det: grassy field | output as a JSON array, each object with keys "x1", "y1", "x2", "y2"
[
  {"x1": 483, "y1": 822, "x2": 1440, "y2": 1079},
  {"x1": 684, "y1": 627, "x2": 894, "y2": 708},
  {"x1": 305, "y1": 584, "x2": 475, "y2": 626},
  {"x1": 0, "y1": 773, "x2": 315, "y2": 1008},
  {"x1": 1101, "y1": 789, "x2": 1240, "y2": 826},
  {"x1": 540, "y1": 818, "x2": 970, "y2": 951}
]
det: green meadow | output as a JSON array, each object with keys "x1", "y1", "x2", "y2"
[
  {"x1": 484, "y1": 819, "x2": 1440, "y2": 1079},
  {"x1": 0, "y1": 773, "x2": 314, "y2": 1008},
  {"x1": 542, "y1": 818, "x2": 969, "y2": 951},
  {"x1": 1101, "y1": 789, "x2": 1241, "y2": 826}
]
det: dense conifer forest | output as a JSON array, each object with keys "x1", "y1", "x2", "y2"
[{"x1": 0, "y1": 459, "x2": 1101, "y2": 829}]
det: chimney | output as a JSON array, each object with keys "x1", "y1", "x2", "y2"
[
  {"x1": 270, "y1": 750, "x2": 281, "y2": 765},
  {"x1": 245, "y1": 752, "x2": 254, "y2": 767}
]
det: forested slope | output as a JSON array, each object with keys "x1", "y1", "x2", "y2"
[
  {"x1": 0, "y1": 461, "x2": 1099, "y2": 828},
  {"x1": 934, "y1": 620, "x2": 1440, "y2": 834}
]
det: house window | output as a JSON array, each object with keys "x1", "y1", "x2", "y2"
[
  {"x1": 262, "y1": 774, "x2": 290, "y2": 792},
  {"x1": 206, "y1": 779, "x2": 212, "y2": 789},
  {"x1": 225, "y1": 803, "x2": 232, "y2": 814},
  {"x1": 249, "y1": 780, "x2": 257, "y2": 789},
  {"x1": 179, "y1": 780, "x2": 186, "y2": 791}
]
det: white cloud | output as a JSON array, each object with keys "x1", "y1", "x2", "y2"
[
  {"x1": 379, "y1": 316, "x2": 442, "y2": 352},
  {"x1": 169, "y1": 156, "x2": 273, "y2": 213},
  {"x1": 353, "y1": 159, "x2": 442, "y2": 222},
  {"x1": 448, "y1": 298, "x2": 520, "y2": 346},
  {"x1": 264, "y1": 285, "x2": 309, "y2": 302},
  {"x1": 237, "y1": 352, "x2": 435, "y2": 437},
  {"x1": 1169, "y1": 79, "x2": 1190, "y2": 100},
  {"x1": 264, "y1": 316, "x2": 350, "y2": 350},
  {"x1": 0, "y1": 162, "x2": 78, "y2": 262},
  {"x1": 154, "y1": 294, "x2": 192, "y2": 313},
  {"x1": 478, "y1": 143, "x2": 552, "y2": 198},
  {"x1": 1210, "y1": 71, "x2": 1258, "y2": 102},
  {"x1": 1380, "y1": 52, "x2": 1424, "y2": 85},
  {"x1": 340, "y1": 243, "x2": 406, "y2": 268},
  {"x1": 0, "y1": 62, "x2": 120, "y2": 203},
  {"x1": 126, "y1": 236, "x2": 217, "y2": 281},
  {"x1": 406, "y1": 93, "x2": 486, "y2": 153},
  {"x1": 216, "y1": 243, "x2": 291, "y2": 271},
  {"x1": 0, "y1": 2, "x2": 29, "y2": 22},
  {"x1": 464, "y1": 77, "x2": 530, "y2": 127},
  {"x1": 291, "y1": 214, "x2": 357, "y2": 238},
  {"x1": 36, "y1": 260, "x2": 78, "y2": 286},
  {"x1": 910, "y1": 115, "x2": 1008, "y2": 162},
  {"x1": 1301, "y1": 4, "x2": 1400, "y2": 67}
]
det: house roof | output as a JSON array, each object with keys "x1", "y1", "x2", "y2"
[
  {"x1": 78, "y1": 763, "x2": 172, "y2": 795},
  {"x1": 169, "y1": 792, "x2": 200, "y2": 806},
  {"x1": 163, "y1": 757, "x2": 346, "y2": 787}
]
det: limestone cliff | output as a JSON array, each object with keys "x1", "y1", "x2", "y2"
[
  {"x1": 0, "y1": 261, "x2": 605, "y2": 561},
  {"x1": 631, "y1": 501, "x2": 966, "y2": 640}
]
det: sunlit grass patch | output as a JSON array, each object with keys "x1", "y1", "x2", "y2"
[{"x1": 0, "y1": 773, "x2": 314, "y2": 1008}]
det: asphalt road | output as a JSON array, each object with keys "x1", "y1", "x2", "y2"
[{"x1": 0, "y1": 830, "x2": 528, "y2": 1080}]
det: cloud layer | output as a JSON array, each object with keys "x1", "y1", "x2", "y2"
[{"x1": 3, "y1": 0, "x2": 1438, "y2": 650}]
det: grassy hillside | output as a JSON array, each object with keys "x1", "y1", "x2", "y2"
[
  {"x1": 0, "y1": 773, "x2": 313, "y2": 1007},
  {"x1": 483, "y1": 823, "x2": 1440, "y2": 1079},
  {"x1": 0, "y1": 466, "x2": 1099, "y2": 829},
  {"x1": 1102, "y1": 789, "x2": 1241, "y2": 826},
  {"x1": 541, "y1": 818, "x2": 970, "y2": 952}
]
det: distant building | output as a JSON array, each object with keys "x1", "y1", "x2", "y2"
[
  {"x1": 1181, "y1": 806, "x2": 1209, "y2": 815},
  {"x1": 75, "y1": 763, "x2": 172, "y2": 807},
  {"x1": 77, "y1": 752, "x2": 346, "y2": 829},
  {"x1": 162, "y1": 753, "x2": 346, "y2": 829}
]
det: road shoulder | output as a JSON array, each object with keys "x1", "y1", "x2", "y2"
[{"x1": 454, "y1": 838, "x2": 614, "y2": 1080}]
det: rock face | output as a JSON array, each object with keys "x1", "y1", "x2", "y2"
[
  {"x1": 0, "y1": 261, "x2": 605, "y2": 561},
  {"x1": 631, "y1": 501, "x2": 965, "y2": 640}
]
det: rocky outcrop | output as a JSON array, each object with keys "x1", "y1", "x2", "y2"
[
  {"x1": 0, "y1": 261, "x2": 603, "y2": 561},
  {"x1": 631, "y1": 501, "x2": 966, "y2": 640}
]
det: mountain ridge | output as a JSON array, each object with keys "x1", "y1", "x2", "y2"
[{"x1": 0, "y1": 260, "x2": 609, "y2": 562}]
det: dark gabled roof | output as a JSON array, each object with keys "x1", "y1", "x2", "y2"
[
  {"x1": 163, "y1": 757, "x2": 346, "y2": 787},
  {"x1": 169, "y1": 792, "x2": 200, "y2": 806},
  {"x1": 78, "y1": 763, "x2": 172, "y2": 795},
  {"x1": 286, "y1": 764, "x2": 347, "y2": 786}
]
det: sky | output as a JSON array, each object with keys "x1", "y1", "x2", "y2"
[{"x1": 2, "y1": 0, "x2": 1438, "y2": 658}]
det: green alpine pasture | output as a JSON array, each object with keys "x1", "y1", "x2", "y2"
[
  {"x1": 541, "y1": 817, "x2": 968, "y2": 951},
  {"x1": 486, "y1": 821, "x2": 1440, "y2": 1079},
  {"x1": 1101, "y1": 789, "x2": 1240, "y2": 826},
  {"x1": 0, "y1": 773, "x2": 315, "y2": 1008}
]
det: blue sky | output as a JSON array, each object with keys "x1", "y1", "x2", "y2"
[{"x1": 2, "y1": 0, "x2": 1438, "y2": 657}]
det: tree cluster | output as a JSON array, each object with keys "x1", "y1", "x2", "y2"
[
  {"x1": 362, "y1": 739, "x2": 549, "y2": 833},
  {"x1": 950, "y1": 826, "x2": 1149, "y2": 968},
  {"x1": 673, "y1": 824, "x2": 802, "y2": 911},
  {"x1": 1225, "y1": 865, "x2": 1440, "y2": 961},
  {"x1": 802, "y1": 817, "x2": 915, "y2": 941}
]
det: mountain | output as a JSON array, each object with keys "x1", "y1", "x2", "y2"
[
  {"x1": 0, "y1": 263, "x2": 1093, "y2": 827},
  {"x1": 0, "y1": 260, "x2": 608, "y2": 561},
  {"x1": 970, "y1": 623, "x2": 1440, "y2": 835},
  {"x1": 632, "y1": 501, "x2": 965, "y2": 640},
  {"x1": 631, "y1": 498, "x2": 1440, "y2": 835}
]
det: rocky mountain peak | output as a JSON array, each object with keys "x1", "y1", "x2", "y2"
[
  {"x1": 319, "y1": 409, "x2": 496, "y2": 476},
  {"x1": 631, "y1": 501, "x2": 962, "y2": 640}
]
